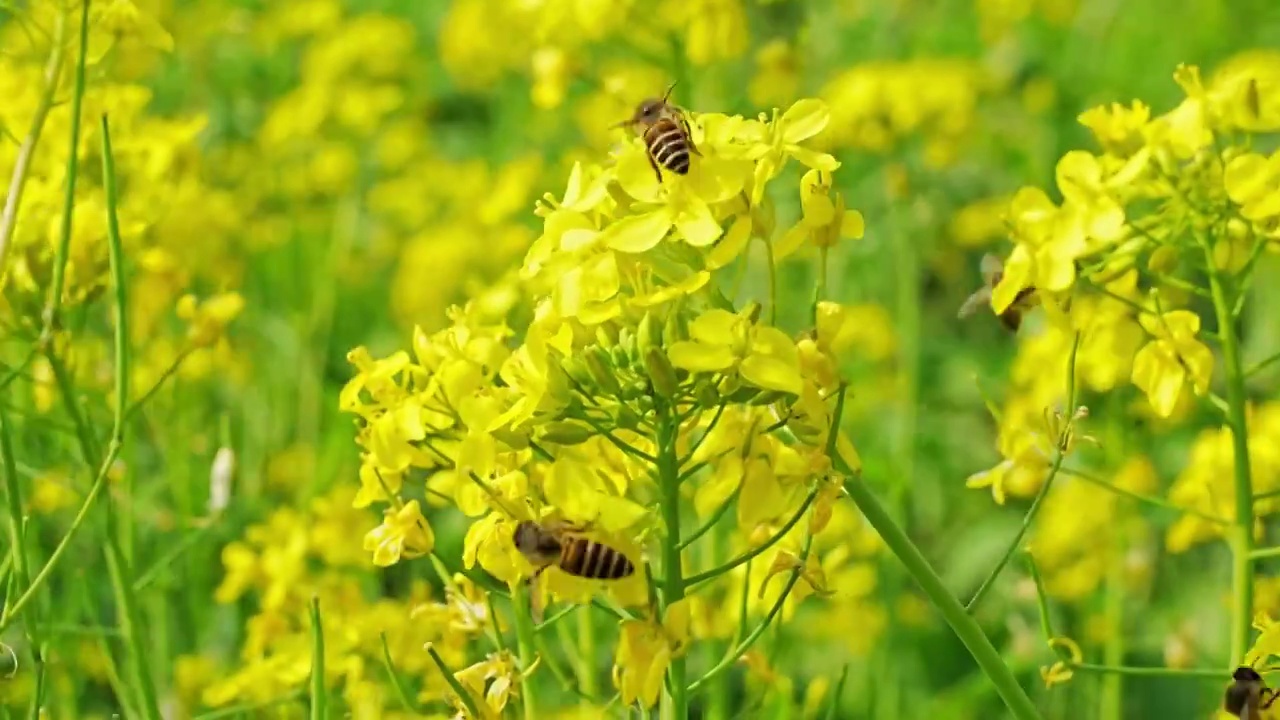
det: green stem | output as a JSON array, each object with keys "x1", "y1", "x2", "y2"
[
  {"x1": 1061, "y1": 467, "x2": 1229, "y2": 525},
  {"x1": 687, "y1": 531, "x2": 815, "y2": 695},
  {"x1": 830, "y1": 391, "x2": 1040, "y2": 720},
  {"x1": 891, "y1": 202, "x2": 920, "y2": 518},
  {"x1": 43, "y1": 0, "x2": 91, "y2": 333},
  {"x1": 309, "y1": 597, "x2": 326, "y2": 720},
  {"x1": 1099, "y1": 543, "x2": 1125, "y2": 720},
  {"x1": 0, "y1": 407, "x2": 34, "y2": 634},
  {"x1": 966, "y1": 332, "x2": 1081, "y2": 613},
  {"x1": 677, "y1": 485, "x2": 739, "y2": 551},
  {"x1": 657, "y1": 406, "x2": 688, "y2": 720},
  {"x1": 682, "y1": 489, "x2": 817, "y2": 589},
  {"x1": 380, "y1": 633, "x2": 429, "y2": 714},
  {"x1": 0, "y1": 8, "x2": 67, "y2": 275},
  {"x1": 1206, "y1": 248, "x2": 1254, "y2": 665},
  {"x1": 510, "y1": 582, "x2": 541, "y2": 719},
  {"x1": 1068, "y1": 663, "x2": 1226, "y2": 679},
  {"x1": 578, "y1": 600, "x2": 598, "y2": 697}
]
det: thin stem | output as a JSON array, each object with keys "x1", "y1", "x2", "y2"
[
  {"x1": 676, "y1": 485, "x2": 740, "y2": 551},
  {"x1": 132, "y1": 519, "x2": 220, "y2": 591},
  {"x1": 657, "y1": 406, "x2": 688, "y2": 720},
  {"x1": 509, "y1": 582, "x2": 540, "y2": 719},
  {"x1": 831, "y1": 394, "x2": 1040, "y2": 719},
  {"x1": 191, "y1": 693, "x2": 305, "y2": 720},
  {"x1": 43, "y1": 0, "x2": 90, "y2": 332},
  {"x1": 309, "y1": 597, "x2": 326, "y2": 720},
  {"x1": 1061, "y1": 467, "x2": 1230, "y2": 525},
  {"x1": 1068, "y1": 663, "x2": 1226, "y2": 679},
  {"x1": 380, "y1": 633, "x2": 429, "y2": 714},
  {"x1": 1245, "y1": 350, "x2": 1280, "y2": 379},
  {"x1": 0, "y1": 8, "x2": 67, "y2": 275},
  {"x1": 578, "y1": 600, "x2": 598, "y2": 696},
  {"x1": 1023, "y1": 552, "x2": 1055, "y2": 643},
  {"x1": 966, "y1": 333, "x2": 1081, "y2": 613},
  {"x1": 0, "y1": 407, "x2": 34, "y2": 635},
  {"x1": 683, "y1": 489, "x2": 817, "y2": 589},
  {"x1": 762, "y1": 235, "x2": 778, "y2": 325},
  {"x1": 681, "y1": 403, "x2": 727, "y2": 469},
  {"x1": 1249, "y1": 546, "x2": 1280, "y2": 561},
  {"x1": 1206, "y1": 243, "x2": 1255, "y2": 665},
  {"x1": 687, "y1": 531, "x2": 815, "y2": 695},
  {"x1": 580, "y1": 415, "x2": 658, "y2": 464}
]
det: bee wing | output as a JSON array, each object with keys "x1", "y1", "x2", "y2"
[
  {"x1": 979, "y1": 253, "x2": 1005, "y2": 285},
  {"x1": 957, "y1": 287, "x2": 992, "y2": 319}
]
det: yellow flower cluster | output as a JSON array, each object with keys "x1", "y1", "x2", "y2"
[
  {"x1": 341, "y1": 95, "x2": 874, "y2": 711},
  {"x1": 200, "y1": 486, "x2": 488, "y2": 717},
  {"x1": 0, "y1": 0, "x2": 246, "y2": 405}
]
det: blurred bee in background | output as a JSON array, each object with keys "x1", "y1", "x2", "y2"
[
  {"x1": 957, "y1": 253, "x2": 1039, "y2": 332},
  {"x1": 614, "y1": 81, "x2": 700, "y2": 183},
  {"x1": 1224, "y1": 666, "x2": 1278, "y2": 719}
]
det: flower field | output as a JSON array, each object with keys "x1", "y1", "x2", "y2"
[{"x1": 3, "y1": 0, "x2": 1280, "y2": 718}]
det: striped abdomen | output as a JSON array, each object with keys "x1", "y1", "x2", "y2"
[
  {"x1": 558, "y1": 537, "x2": 634, "y2": 580},
  {"x1": 644, "y1": 118, "x2": 691, "y2": 175}
]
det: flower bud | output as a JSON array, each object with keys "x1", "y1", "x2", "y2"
[
  {"x1": 538, "y1": 420, "x2": 596, "y2": 445},
  {"x1": 585, "y1": 348, "x2": 621, "y2": 395},
  {"x1": 644, "y1": 347, "x2": 680, "y2": 399},
  {"x1": 695, "y1": 379, "x2": 721, "y2": 408},
  {"x1": 662, "y1": 310, "x2": 688, "y2": 346}
]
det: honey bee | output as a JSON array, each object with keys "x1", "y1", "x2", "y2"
[
  {"x1": 615, "y1": 82, "x2": 700, "y2": 183},
  {"x1": 957, "y1": 253, "x2": 1039, "y2": 332},
  {"x1": 512, "y1": 519, "x2": 636, "y2": 582},
  {"x1": 1225, "y1": 666, "x2": 1278, "y2": 719}
]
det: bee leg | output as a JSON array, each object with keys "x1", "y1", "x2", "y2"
[
  {"x1": 1263, "y1": 688, "x2": 1279, "y2": 708},
  {"x1": 681, "y1": 116, "x2": 702, "y2": 156},
  {"x1": 646, "y1": 152, "x2": 664, "y2": 183}
]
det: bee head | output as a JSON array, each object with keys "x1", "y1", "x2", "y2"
[
  {"x1": 1234, "y1": 666, "x2": 1264, "y2": 683},
  {"x1": 617, "y1": 82, "x2": 678, "y2": 129},
  {"x1": 513, "y1": 520, "x2": 561, "y2": 564}
]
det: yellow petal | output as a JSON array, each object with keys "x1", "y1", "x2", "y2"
[
  {"x1": 1131, "y1": 342, "x2": 1185, "y2": 418},
  {"x1": 674, "y1": 199, "x2": 723, "y2": 247},
  {"x1": 1223, "y1": 153, "x2": 1272, "y2": 204},
  {"x1": 668, "y1": 341, "x2": 737, "y2": 372},
  {"x1": 787, "y1": 145, "x2": 840, "y2": 171},
  {"x1": 841, "y1": 209, "x2": 866, "y2": 239},
  {"x1": 773, "y1": 222, "x2": 809, "y2": 261},
  {"x1": 781, "y1": 99, "x2": 831, "y2": 143},
  {"x1": 740, "y1": 354, "x2": 803, "y2": 395},
  {"x1": 991, "y1": 245, "x2": 1033, "y2": 314},
  {"x1": 707, "y1": 215, "x2": 753, "y2": 269},
  {"x1": 603, "y1": 209, "x2": 674, "y2": 253}
]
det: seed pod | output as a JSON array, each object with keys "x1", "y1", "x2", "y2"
[
  {"x1": 749, "y1": 389, "x2": 787, "y2": 406},
  {"x1": 636, "y1": 311, "x2": 660, "y2": 356}
]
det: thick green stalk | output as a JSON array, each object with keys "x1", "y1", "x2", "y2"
[
  {"x1": 657, "y1": 407, "x2": 688, "y2": 720},
  {"x1": 510, "y1": 582, "x2": 541, "y2": 719},
  {"x1": 830, "y1": 388, "x2": 1040, "y2": 720},
  {"x1": 841, "y1": 473, "x2": 1041, "y2": 719},
  {"x1": 1206, "y1": 258, "x2": 1254, "y2": 665}
]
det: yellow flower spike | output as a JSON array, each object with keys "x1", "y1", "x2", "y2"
[
  {"x1": 176, "y1": 292, "x2": 245, "y2": 348},
  {"x1": 363, "y1": 500, "x2": 434, "y2": 567}
]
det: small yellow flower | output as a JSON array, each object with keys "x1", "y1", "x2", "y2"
[
  {"x1": 612, "y1": 599, "x2": 692, "y2": 708},
  {"x1": 668, "y1": 308, "x2": 804, "y2": 396},
  {"x1": 176, "y1": 292, "x2": 244, "y2": 348},
  {"x1": 1040, "y1": 636, "x2": 1083, "y2": 688},
  {"x1": 363, "y1": 500, "x2": 434, "y2": 567},
  {"x1": 1131, "y1": 310, "x2": 1214, "y2": 418}
]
